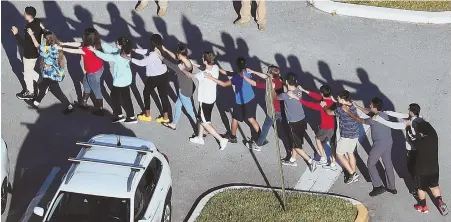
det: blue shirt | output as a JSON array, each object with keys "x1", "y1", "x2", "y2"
[
  {"x1": 336, "y1": 106, "x2": 359, "y2": 139},
  {"x1": 231, "y1": 71, "x2": 255, "y2": 104}
]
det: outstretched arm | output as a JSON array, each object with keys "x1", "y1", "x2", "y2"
[
  {"x1": 88, "y1": 46, "x2": 115, "y2": 62},
  {"x1": 12, "y1": 26, "x2": 25, "y2": 47},
  {"x1": 343, "y1": 107, "x2": 365, "y2": 124},
  {"x1": 241, "y1": 73, "x2": 257, "y2": 86},
  {"x1": 246, "y1": 68, "x2": 268, "y2": 79},
  {"x1": 384, "y1": 111, "x2": 409, "y2": 119},
  {"x1": 180, "y1": 68, "x2": 198, "y2": 79},
  {"x1": 205, "y1": 73, "x2": 232, "y2": 87},
  {"x1": 320, "y1": 101, "x2": 336, "y2": 115},
  {"x1": 373, "y1": 116, "x2": 409, "y2": 130},
  {"x1": 61, "y1": 47, "x2": 85, "y2": 55},
  {"x1": 219, "y1": 68, "x2": 234, "y2": 76},
  {"x1": 162, "y1": 46, "x2": 177, "y2": 60},
  {"x1": 353, "y1": 102, "x2": 370, "y2": 115},
  {"x1": 60, "y1": 41, "x2": 82, "y2": 48}
]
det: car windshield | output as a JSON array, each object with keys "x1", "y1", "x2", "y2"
[{"x1": 46, "y1": 191, "x2": 130, "y2": 222}]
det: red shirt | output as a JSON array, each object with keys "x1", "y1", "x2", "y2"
[
  {"x1": 255, "y1": 77, "x2": 283, "y2": 112},
  {"x1": 82, "y1": 46, "x2": 103, "y2": 74},
  {"x1": 299, "y1": 92, "x2": 335, "y2": 129}
]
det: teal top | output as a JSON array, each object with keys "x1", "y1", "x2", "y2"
[{"x1": 92, "y1": 41, "x2": 132, "y2": 87}]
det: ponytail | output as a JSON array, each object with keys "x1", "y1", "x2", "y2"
[{"x1": 117, "y1": 36, "x2": 133, "y2": 55}]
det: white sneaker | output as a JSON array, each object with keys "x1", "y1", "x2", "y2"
[
  {"x1": 317, "y1": 157, "x2": 328, "y2": 166},
  {"x1": 219, "y1": 138, "x2": 228, "y2": 150},
  {"x1": 190, "y1": 136, "x2": 204, "y2": 145},
  {"x1": 252, "y1": 141, "x2": 261, "y2": 152},
  {"x1": 33, "y1": 100, "x2": 40, "y2": 107}
]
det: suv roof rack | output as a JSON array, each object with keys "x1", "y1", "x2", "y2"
[{"x1": 65, "y1": 138, "x2": 153, "y2": 192}]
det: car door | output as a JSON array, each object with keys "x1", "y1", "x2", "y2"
[{"x1": 142, "y1": 158, "x2": 164, "y2": 222}]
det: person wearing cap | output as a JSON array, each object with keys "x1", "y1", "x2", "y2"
[
  {"x1": 135, "y1": 0, "x2": 168, "y2": 16},
  {"x1": 11, "y1": 6, "x2": 46, "y2": 100},
  {"x1": 234, "y1": 0, "x2": 267, "y2": 31}
]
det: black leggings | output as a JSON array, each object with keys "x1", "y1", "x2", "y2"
[
  {"x1": 143, "y1": 73, "x2": 170, "y2": 113},
  {"x1": 35, "y1": 78, "x2": 70, "y2": 106},
  {"x1": 111, "y1": 85, "x2": 135, "y2": 117}
]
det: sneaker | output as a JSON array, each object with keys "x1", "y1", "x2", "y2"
[
  {"x1": 323, "y1": 162, "x2": 338, "y2": 171},
  {"x1": 308, "y1": 161, "x2": 317, "y2": 172},
  {"x1": 414, "y1": 204, "x2": 429, "y2": 214},
  {"x1": 189, "y1": 136, "x2": 204, "y2": 145},
  {"x1": 229, "y1": 136, "x2": 238, "y2": 143},
  {"x1": 125, "y1": 116, "x2": 138, "y2": 124},
  {"x1": 386, "y1": 188, "x2": 398, "y2": 195},
  {"x1": 317, "y1": 157, "x2": 328, "y2": 166},
  {"x1": 112, "y1": 115, "x2": 126, "y2": 123},
  {"x1": 155, "y1": 116, "x2": 170, "y2": 123},
  {"x1": 369, "y1": 186, "x2": 386, "y2": 197},
  {"x1": 234, "y1": 18, "x2": 250, "y2": 25},
  {"x1": 32, "y1": 100, "x2": 40, "y2": 108},
  {"x1": 16, "y1": 90, "x2": 34, "y2": 100},
  {"x1": 137, "y1": 114, "x2": 152, "y2": 122},
  {"x1": 252, "y1": 141, "x2": 262, "y2": 152},
  {"x1": 282, "y1": 160, "x2": 297, "y2": 167},
  {"x1": 437, "y1": 199, "x2": 449, "y2": 216},
  {"x1": 62, "y1": 105, "x2": 74, "y2": 115},
  {"x1": 219, "y1": 138, "x2": 228, "y2": 151},
  {"x1": 345, "y1": 172, "x2": 359, "y2": 184}
]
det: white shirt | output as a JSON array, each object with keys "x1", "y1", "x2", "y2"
[
  {"x1": 195, "y1": 65, "x2": 219, "y2": 104},
  {"x1": 132, "y1": 49, "x2": 168, "y2": 77}
]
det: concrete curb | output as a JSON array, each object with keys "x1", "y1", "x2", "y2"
[
  {"x1": 308, "y1": 0, "x2": 451, "y2": 24},
  {"x1": 187, "y1": 185, "x2": 369, "y2": 222}
]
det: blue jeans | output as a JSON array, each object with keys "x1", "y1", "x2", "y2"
[
  {"x1": 172, "y1": 90, "x2": 196, "y2": 125},
  {"x1": 257, "y1": 112, "x2": 282, "y2": 146},
  {"x1": 83, "y1": 66, "x2": 104, "y2": 99}
]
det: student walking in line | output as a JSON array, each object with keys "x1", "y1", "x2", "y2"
[
  {"x1": 242, "y1": 66, "x2": 284, "y2": 151},
  {"x1": 88, "y1": 37, "x2": 137, "y2": 124},
  {"x1": 180, "y1": 52, "x2": 228, "y2": 150},
  {"x1": 321, "y1": 90, "x2": 359, "y2": 184},
  {"x1": 59, "y1": 28, "x2": 105, "y2": 116},
  {"x1": 344, "y1": 98, "x2": 397, "y2": 196},
  {"x1": 234, "y1": 0, "x2": 267, "y2": 31},
  {"x1": 27, "y1": 29, "x2": 74, "y2": 115},
  {"x1": 135, "y1": 0, "x2": 168, "y2": 16},
  {"x1": 160, "y1": 43, "x2": 196, "y2": 131},
  {"x1": 410, "y1": 121, "x2": 448, "y2": 215},
  {"x1": 288, "y1": 85, "x2": 337, "y2": 168},
  {"x1": 126, "y1": 34, "x2": 170, "y2": 124},
  {"x1": 11, "y1": 6, "x2": 46, "y2": 100},
  {"x1": 370, "y1": 103, "x2": 424, "y2": 197},
  {"x1": 207, "y1": 57, "x2": 261, "y2": 146},
  {"x1": 275, "y1": 73, "x2": 316, "y2": 172}
]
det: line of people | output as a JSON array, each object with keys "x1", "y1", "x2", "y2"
[{"x1": 10, "y1": 6, "x2": 447, "y2": 216}]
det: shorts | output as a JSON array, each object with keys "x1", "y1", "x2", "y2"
[
  {"x1": 198, "y1": 102, "x2": 215, "y2": 123},
  {"x1": 336, "y1": 137, "x2": 358, "y2": 155},
  {"x1": 316, "y1": 127, "x2": 334, "y2": 142},
  {"x1": 416, "y1": 173, "x2": 439, "y2": 191},
  {"x1": 232, "y1": 99, "x2": 257, "y2": 122},
  {"x1": 288, "y1": 119, "x2": 307, "y2": 148}
]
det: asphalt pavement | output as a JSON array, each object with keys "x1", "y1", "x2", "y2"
[{"x1": 1, "y1": 1, "x2": 450, "y2": 222}]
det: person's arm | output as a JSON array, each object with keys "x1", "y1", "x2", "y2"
[
  {"x1": 307, "y1": 91, "x2": 323, "y2": 101},
  {"x1": 255, "y1": 81, "x2": 267, "y2": 89},
  {"x1": 246, "y1": 68, "x2": 268, "y2": 79},
  {"x1": 219, "y1": 68, "x2": 234, "y2": 76},
  {"x1": 287, "y1": 91, "x2": 321, "y2": 110},
  {"x1": 343, "y1": 107, "x2": 365, "y2": 124},
  {"x1": 384, "y1": 111, "x2": 409, "y2": 119},
  {"x1": 161, "y1": 46, "x2": 176, "y2": 60},
  {"x1": 11, "y1": 26, "x2": 25, "y2": 47},
  {"x1": 88, "y1": 46, "x2": 115, "y2": 62},
  {"x1": 320, "y1": 101, "x2": 336, "y2": 115},
  {"x1": 131, "y1": 57, "x2": 149, "y2": 67},
  {"x1": 133, "y1": 48, "x2": 148, "y2": 55},
  {"x1": 241, "y1": 73, "x2": 257, "y2": 86},
  {"x1": 353, "y1": 102, "x2": 371, "y2": 115},
  {"x1": 61, "y1": 47, "x2": 85, "y2": 55},
  {"x1": 101, "y1": 41, "x2": 119, "y2": 54},
  {"x1": 27, "y1": 28, "x2": 40, "y2": 48},
  {"x1": 205, "y1": 73, "x2": 232, "y2": 87},
  {"x1": 60, "y1": 41, "x2": 82, "y2": 48},
  {"x1": 180, "y1": 68, "x2": 198, "y2": 79},
  {"x1": 373, "y1": 116, "x2": 408, "y2": 130}
]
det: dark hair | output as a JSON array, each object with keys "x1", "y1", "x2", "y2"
[
  {"x1": 319, "y1": 85, "x2": 332, "y2": 97},
  {"x1": 150, "y1": 34, "x2": 163, "y2": 49},
  {"x1": 268, "y1": 65, "x2": 280, "y2": 78},
  {"x1": 285, "y1": 72, "x2": 298, "y2": 87},
  {"x1": 117, "y1": 36, "x2": 133, "y2": 55},
  {"x1": 236, "y1": 57, "x2": 247, "y2": 71},
  {"x1": 41, "y1": 31, "x2": 65, "y2": 69},
  {"x1": 202, "y1": 51, "x2": 216, "y2": 65},
  {"x1": 82, "y1": 28, "x2": 101, "y2": 49},
  {"x1": 409, "y1": 103, "x2": 421, "y2": 116},
  {"x1": 338, "y1": 90, "x2": 350, "y2": 101},
  {"x1": 176, "y1": 43, "x2": 188, "y2": 57},
  {"x1": 371, "y1": 97, "x2": 383, "y2": 111},
  {"x1": 25, "y1": 6, "x2": 37, "y2": 18}
]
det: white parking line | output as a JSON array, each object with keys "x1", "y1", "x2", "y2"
[{"x1": 20, "y1": 167, "x2": 60, "y2": 222}]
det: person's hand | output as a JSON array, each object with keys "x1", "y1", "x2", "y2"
[
  {"x1": 190, "y1": 60, "x2": 201, "y2": 68},
  {"x1": 87, "y1": 46, "x2": 95, "y2": 51},
  {"x1": 177, "y1": 63, "x2": 185, "y2": 70},
  {"x1": 404, "y1": 120, "x2": 412, "y2": 127},
  {"x1": 55, "y1": 45, "x2": 63, "y2": 50},
  {"x1": 342, "y1": 105, "x2": 350, "y2": 112},
  {"x1": 287, "y1": 91, "x2": 298, "y2": 100},
  {"x1": 297, "y1": 85, "x2": 304, "y2": 91},
  {"x1": 27, "y1": 28, "x2": 34, "y2": 36},
  {"x1": 11, "y1": 26, "x2": 18, "y2": 35},
  {"x1": 121, "y1": 53, "x2": 130, "y2": 60},
  {"x1": 246, "y1": 68, "x2": 254, "y2": 74},
  {"x1": 320, "y1": 101, "x2": 327, "y2": 107},
  {"x1": 204, "y1": 72, "x2": 213, "y2": 79},
  {"x1": 332, "y1": 96, "x2": 338, "y2": 103}
]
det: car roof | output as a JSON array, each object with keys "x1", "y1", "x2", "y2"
[{"x1": 59, "y1": 134, "x2": 158, "y2": 198}]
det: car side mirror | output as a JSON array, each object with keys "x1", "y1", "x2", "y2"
[{"x1": 34, "y1": 207, "x2": 44, "y2": 217}]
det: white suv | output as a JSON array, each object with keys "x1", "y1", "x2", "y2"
[
  {"x1": 1, "y1": 138, "x2": 10, "y2": 215},
  {"x1": 33, "y1": 134, "x2": 172, "y2": 222}
]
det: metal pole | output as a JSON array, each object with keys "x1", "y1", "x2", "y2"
[{"x1": 266, "y1": 75, "x2": 287, "y2": 210}]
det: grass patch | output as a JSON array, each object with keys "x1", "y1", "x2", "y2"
[
  {"x1": 196, "y1": 189, "x2": 357, "y2": 222},
  {"x1": 336, "y1": 1, "x2": 451, "y2": 12}
]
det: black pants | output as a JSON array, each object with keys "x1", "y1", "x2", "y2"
[
  {"x1": 407, "y1": 150, "x2": 419, "y2": 190},
  {"x1": 35, "y1": 78, "x2": 70, "y2": 106},
  {"x1": 111, "y1": 85, "x2": 134, "y2": 117},
  {"x1": 143, "y1": 73, "x2": 170, "y2": 113}
]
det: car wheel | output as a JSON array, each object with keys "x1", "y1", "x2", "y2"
[
  {"x1": 1, "y1": 179, "x2": 7, "y2": 215},
  {"x1": 161, "y1": 197, "x2": 171, "y2": 222}
]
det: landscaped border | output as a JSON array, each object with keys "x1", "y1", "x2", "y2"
[
  {"x1": 308, "y1": 0, "x2": 451, "y2": 24},
  {"x1": 185, "y1": 184, "x2": 369, "y2": 222}
]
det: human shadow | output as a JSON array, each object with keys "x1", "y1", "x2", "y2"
[
  {"x1": 5, "y1": 104, "x2": 136, "y2": 222},
  {"x1": 1, "y1": 1, "x2": 27, "y2": 92},
  {"x1": 94, "y1": 3, "x2": 145, "y2": 112},
  {"x1": 337, "y1": 68, "x2": 411, "y2": 190},
  {"x1": 42, "y1": 1, "x2": 86, "y2": 103}
]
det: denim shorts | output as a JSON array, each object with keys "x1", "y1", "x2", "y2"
[{"x1": 83, "y1": 66, "x2": 104, "y2": 99}]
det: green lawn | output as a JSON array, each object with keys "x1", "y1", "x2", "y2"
[
  {"x1": 337, "y1": 1, "x2": 451, "y2": 12},
  {"x1": 196, "y1": 189, "x2": 357, "y2": 222}
]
